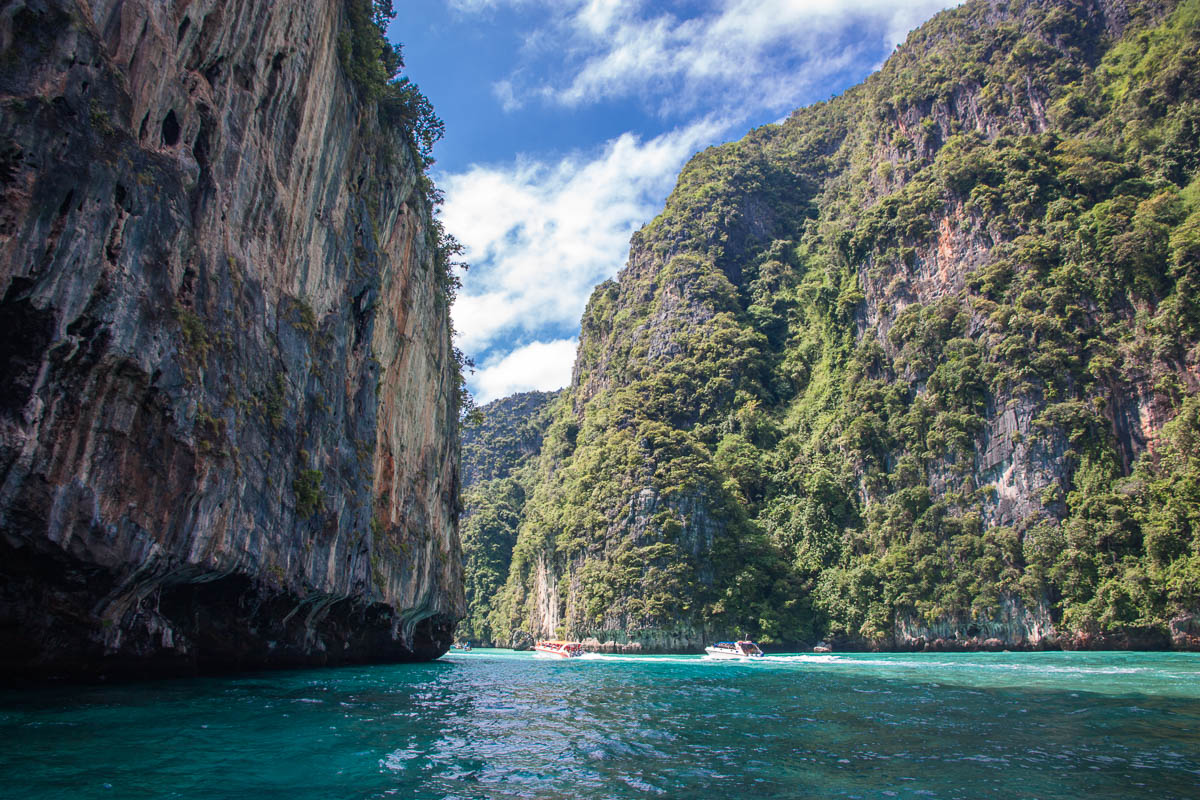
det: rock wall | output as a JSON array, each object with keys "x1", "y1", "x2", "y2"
[
  {"x1": 890, "y1": 595, "x2": 1056, "y2": 651},
  {"x1": 0, "y1": 0, "x2": 463, "y2": 680}
]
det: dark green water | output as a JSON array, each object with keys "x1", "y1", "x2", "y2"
[{"x1": 2, "y1": 650, "x2": 1198, "y2": 799}]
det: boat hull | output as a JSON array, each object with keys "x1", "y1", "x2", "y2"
[
  {"x1": 533, "y1": 641, "x2": 584, "y2": 658},
  {"x1": 704, "y1": 648, "x2": 760, "y2": 659},
  {"x1": 704, "y1": 642, "x2": 764, "y2": 659},
  {"x1": 704, "y1": 648, "x2": 738, "y2": 659}
]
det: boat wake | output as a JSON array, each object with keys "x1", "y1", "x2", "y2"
[{"x1": 580, "y1": 653, "x2": 700, "y2": 665}]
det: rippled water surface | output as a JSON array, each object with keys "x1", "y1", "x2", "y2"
[{"x1": 3, "y1": 650, "x2": 1199, "y2": 799}]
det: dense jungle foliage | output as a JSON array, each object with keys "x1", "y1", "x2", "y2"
[
  {"x1": 470, "y1": 0, "x2": 1200, "y2": 648},
  {"x1": 458, "y1": 392, "x2": 558, "y2": 644}
]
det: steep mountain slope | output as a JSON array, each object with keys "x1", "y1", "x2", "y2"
[
  {"x1": 0, "y1": 0, "x2": 464, "y2": 679},
  {"x1": 493, "y1": 0, "x2": 1200, "y2": 651},
  {"x1": 461, "y1": 390, "x2": 559, "y2": 487},
  {"x1": 459, "y1": 390, "x2": 558, "y2": 645}
]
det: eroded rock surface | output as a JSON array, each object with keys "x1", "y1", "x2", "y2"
[{"x1": 0, "y1": 0, "x2": 463, "y2": 680}]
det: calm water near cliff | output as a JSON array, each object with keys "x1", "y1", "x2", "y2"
[{"x1": 2, "y1": 650, "x2": 1199, "y2": 799}]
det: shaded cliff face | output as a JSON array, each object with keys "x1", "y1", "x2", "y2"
[
  {"x1": 0, "y1": 0, "x2": 463, "y2": 679},
  {"x1": 493, "y1": 0, "x2": 1200, "y2": 652}
]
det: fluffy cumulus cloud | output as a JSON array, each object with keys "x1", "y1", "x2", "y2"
[
  {"x1": 465, "y1": 0, "x2": 959, "y2": 114},
  {"x1": 470, "y1": 339, "x2": 580, "y2": 404},
  {"x1": 444, "y1": 116, "x2": 727, "y2": 388}
]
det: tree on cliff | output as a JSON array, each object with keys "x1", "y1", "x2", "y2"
[{"x1": 338, "y1": 0, "x2": 444, "y2": 166}]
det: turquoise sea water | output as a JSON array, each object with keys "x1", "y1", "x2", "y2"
[{"x1": 2, "y1": 650, "x2": 1199, "y2": 799}]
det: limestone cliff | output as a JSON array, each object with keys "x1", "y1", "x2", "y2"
[
  {"x1": 0, "y1": 0, "x2": 464, "y2": 680},
  {"x1": 491, "y1": 0, "x2": 1200, "y2": 652}
]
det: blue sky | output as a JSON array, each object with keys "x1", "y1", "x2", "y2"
[{"x1": 388, "y1": 0, "x2": 958, "y2": 403}]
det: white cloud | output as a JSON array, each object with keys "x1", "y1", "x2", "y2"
[
  {"x1": 441, "y1": 0, "x2": 962, "y2": 403},
  {"x1": 470, "y1": 339, "x2": 579, "y2": 403},
  {"x1": 444, "y1": 115, "x2": 729, "y2": 359},
  {"x1": 447, "y1": 0, "x2": 503, "y2": 11},
  {"x1": 463, "y1": 0, "x2": 958, "y2": 114},
  {"x1": 492, "y1": 79, "x2": 522, "y2": 112},
  {"x1": 575, "y1": 0, "x2": 630, "y2": 34}
]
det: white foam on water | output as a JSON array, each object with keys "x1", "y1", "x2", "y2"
[
  {"x1": 379, "y1": 747, "x2": 421, "y2": 772},
  {"x1": 749, "y1": 654, "x2": 1154, "y2": 677},
  {"x1": 583, "y1": 653, "x2": 701, "y2": 666},
  {"x1": 758, "y1": 654, "x2": 840, "y2": 664}
]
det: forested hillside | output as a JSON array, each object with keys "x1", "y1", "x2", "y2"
[
  {"x1": 458, "y1": 391, "x2": 558, "y2": 644},
  {"x1": 473, "y1": 0, "x2": 1200, "y2": 651}
]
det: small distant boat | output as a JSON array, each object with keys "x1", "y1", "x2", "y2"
[
  {"x1": 534, "y1": 640, "x2": 584, "y2": 658},
  {"x1": 451, "y1": 641, "x2": 472, "y2": 652},
  {"x1": 704, "y1": 640, "x2": 764, "y2": 659}
]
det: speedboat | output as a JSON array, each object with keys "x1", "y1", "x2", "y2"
[
  {"x1": 704, "y1": 640, "x2": 764, "y2": 659},
  {"x1": 533, "y1": 640, "x2": 584, "y2": 658}
]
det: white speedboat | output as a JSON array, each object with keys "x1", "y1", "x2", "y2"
[
  {"x1": 533, "y1": 640, "x2": 584, "y2": 658},
  {"x1": 704, "y1": 640, "x2": 764, "y2": 659}
]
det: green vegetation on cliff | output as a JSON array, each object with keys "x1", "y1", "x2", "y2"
[
  {"x1": 458, "y1": 392, "x2": 558, "y2": 644},
  {"x1": 339, "y1": 0, "x2": 444, "y2": 167},
  {"x1": 480, "y1": 0, "x2": 1200, "y2": 650}
]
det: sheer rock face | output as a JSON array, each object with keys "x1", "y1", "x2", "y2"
[{"x1": 0, "y1": 0, "x2": 463, "y2": 680}]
